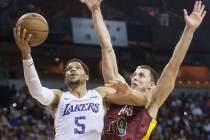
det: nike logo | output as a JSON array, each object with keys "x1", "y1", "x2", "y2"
[
  {"x1": 90, "y1": 96, "x2": 98, "y2": 99},
  {"x1": 64, "y1": 98, "x2": 70, "y2": 100}
]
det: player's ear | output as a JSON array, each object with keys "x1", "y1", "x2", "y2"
[
  {"x1": 150, "y1": 82, "x2": 156, "y2": 87},
  {"x1": 85, "y1": 75, "x2": 89, "y2": 81},
  {"x1": 148, "y1": 82, "x2": 156, "y2": 89}
]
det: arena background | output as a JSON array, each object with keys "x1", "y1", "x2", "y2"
[{"x1": 0, "y1": 0, "x2": 209, "y2": 139}]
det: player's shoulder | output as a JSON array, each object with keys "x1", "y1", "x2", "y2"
[
  {"x1": 49, "y1": 89, "x2": 64, "y2": 113},
  {"x1": 51, "y1": 89, "x2": 64, "y2": 98}
]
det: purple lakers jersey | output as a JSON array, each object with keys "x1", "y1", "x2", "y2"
[{"x1": 103, "y1": 104, "x2": 157, "y2": 140}]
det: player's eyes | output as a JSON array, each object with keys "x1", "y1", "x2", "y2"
[{"x1": 139, "y1": 73, "x2": 144, "y2": 77}]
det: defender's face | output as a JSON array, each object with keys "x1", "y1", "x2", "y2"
[
  {"x1": 131, "y1": 67, "x2": 152, "y2": 91},
  {"x1": 65, "y1": 62, "x2": 88, "y2": 86}
]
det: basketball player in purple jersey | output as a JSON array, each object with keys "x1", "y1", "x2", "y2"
[{"x1": 82, "y1": 0, "x2": 206, "y2": 139}]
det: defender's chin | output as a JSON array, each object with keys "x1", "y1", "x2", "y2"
[{"x1": 69, "y1": 80, "x2": 80, "y2": 86}]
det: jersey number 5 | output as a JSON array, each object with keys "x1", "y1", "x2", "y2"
[{"x1": 74, "y1": 116, "x2": 86, "y2": 134}]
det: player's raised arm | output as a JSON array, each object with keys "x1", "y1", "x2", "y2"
[
  {"x1": 151, "y1": 1, "x2": 206, "y2": 107},
  {"x1": 81, "y1": 0, "x2": 125, "y2": 83},
  {"x1": 13, "y1": 27, "x2": 57, "y2": 106},
  {"x1": 96, "y1": 80, "x2": 147, "y2": 106}
]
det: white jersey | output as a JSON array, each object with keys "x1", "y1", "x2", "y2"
[{"x1": 54, "y1": 90, "x2": 104, "y2": 140}]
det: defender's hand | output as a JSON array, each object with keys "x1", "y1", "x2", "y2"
[
  {"x1": 81, "y1": 0, "x2": 102, "y2": 12},
  {"x1": 184, "y1": 1, "x2": 206, "y2": 32},
  {"x1": 105, "y1": 79, "x2": 130, "y2": 95}
]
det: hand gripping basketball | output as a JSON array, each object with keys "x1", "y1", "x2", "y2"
[{"x1": 15, "y1": 13, "x2": 49, "y2": 47}]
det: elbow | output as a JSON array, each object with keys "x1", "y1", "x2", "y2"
[
  {"x1": 26, "y1": 80, "x2": 43, "y2": 99},
  {"x1": 167, "y1": 62, "x2": 181, "y2": 75},
  {"x1": 139, "y1": 95, "x2": 148, "y2": 106},
  {"x1": 101, "y1": 41, "x2": 112, "y2": 50},
  {"x1": 28, "y1": 87, "x2": 50, "y2": 106},
  {"x1": 28, "y1": 86, "x2": 43, "y2": 100},
  {"x1": 143, "y1": 96, "x2": 148, "y2": 106},
  {"x1": 168, "y1": 84, "x2": 175, "y2": 94}
]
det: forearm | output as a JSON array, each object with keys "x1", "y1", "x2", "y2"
[
  {"x1": 101, "y1": 52, "x2": 115, "y2": 83},
  {"x1": 97, "y1": 86, "x2": 147, "y2": 106},
  {"x1": 107, "y1": 88, "x2": 147, "y2": 106},
  {"x1": 160, "y1": 26, "x2": 194, "y2": 82},
  {"x1": 92, "y1": 8, "x2": 120, "y2": 82},
  {"x1": 168, "y1": 26, "x2": 194, "y2": 75},
  {"x1": 152, "y1": 1, "x2": 205, "y2": 107},
  {"x1": 23, "y1": 58, "x2": 54, "y2": 106},
  {"x1": 92, "y1": 8, "x2": 112, "y2": 50},
  {"x1": 122, "y1": 88, "x2": 147, "y2": 106},
  {"x1": 153, "y1": 26, "x2": 194, "y2": 106}
]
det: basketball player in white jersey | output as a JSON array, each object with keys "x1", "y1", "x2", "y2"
[{"x1": 13, "y1": 26, "x2": 148, "y2": 140}]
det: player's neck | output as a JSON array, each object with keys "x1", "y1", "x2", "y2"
[{"x1": 68, "y1": 83, "x2": 87, "y2": 98}]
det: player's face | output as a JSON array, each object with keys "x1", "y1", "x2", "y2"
[
  {"x1": 65, "y1": 62, "x2": 88, "y2": 87},
  {"x1": 131, "y1": 67, "x2": 153, "y2": 91}
]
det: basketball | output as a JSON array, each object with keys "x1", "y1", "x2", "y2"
[{"x1": 16, "y1": 13, "x2": 49, "y2": 47}]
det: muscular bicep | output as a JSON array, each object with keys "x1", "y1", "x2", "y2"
[
  {"x1": 23, "y1": 58, "x2": 56, "y2": 106},
  {"x1": 92, "y1": 10, "x2": 124, "y2": 83},
  {"x1": 151, "y1": 65, "x2": 176, "y2": 107},
  {"x1": 35, "y1": 87, "x2": 55, "y2": 106}
]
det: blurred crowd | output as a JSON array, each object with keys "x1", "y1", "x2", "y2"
[
  {"x1": 0, "y1": 85, "x2": 54, "y2": 140},
  {"x1": 151, "y1": 92, "x2": 210, "y2": 140},
  {"x1": 0, "y1": 85, "x2": 209, "y2": 140}
]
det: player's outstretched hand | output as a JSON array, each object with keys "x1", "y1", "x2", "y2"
[
  {"x1": 13, "y1": 27, "x2": 32, "y2": 55},
  {"x1": 184, "y1": 1, "x2": 206, "y2": 32},
  {"x1": 81, "y1": 0, "x2": 102, "y2": 12}
]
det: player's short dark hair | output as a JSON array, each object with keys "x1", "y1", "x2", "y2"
[
  {"x1": 64, "y1": 58, "x2": 89, "y2": 76},
  {"x1": 138, "y1": 65, "x2": 159, "y2": 84}
]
